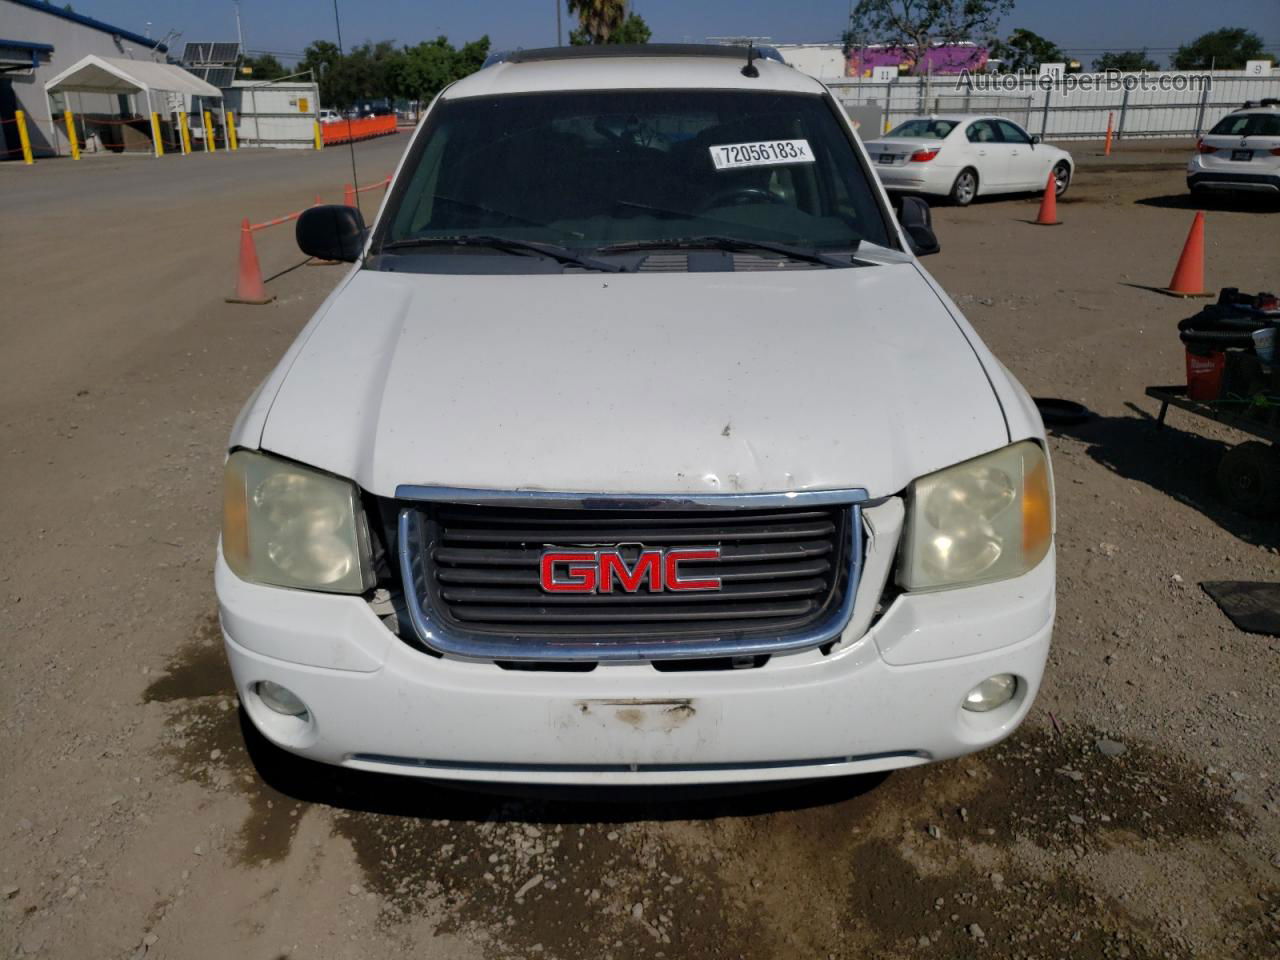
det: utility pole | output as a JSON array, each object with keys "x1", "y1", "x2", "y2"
[
  {"x1": 234, "y1": 1, "x2": 245, "y2": 53},
  {"x1": 555, "y1": 0, "x2": 562, "y2": 46}
]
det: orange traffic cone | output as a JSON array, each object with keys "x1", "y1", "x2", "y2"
[
  {"x1": 225, "y1": 218, "x2": 274, "y2": 304},
  {"x1": 1033, "y1": 171, "x2": 1060, "y2": 225},
  {"x1": 343, "y1": 183, "x2": 356, "y2": 207},
  {"x1": 1164, "y1": 211, "x2": 1211, "y2": 298}
]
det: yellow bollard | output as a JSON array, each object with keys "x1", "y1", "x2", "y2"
[
  {"x1": 150, "y1": 112, "x2": 163, "y2": 157},
  {"x1": 15, "y1": 109, "x2": 33, "y2": 164},
  {"x1": 203, "y1": 110, "x2": 215, "y2": 152},
  {"x1": 226, "y1": 110, "x2": 238, "y2": 150},
  {"x1": 313, "y1": 119, "x2": 323, "y2": 150},
  {"x1": 179, "y1": 111, "x2": 191, "y2": 154},
  {"x1": 63, "y1": 110, "x2": 80, "y2": 159}
]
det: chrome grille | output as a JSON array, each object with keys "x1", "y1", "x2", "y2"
[{"x1": 396, "y1": 490, "x2": 867, "y2": 662}]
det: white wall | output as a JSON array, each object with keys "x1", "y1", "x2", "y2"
[{"x1": 776, "y1": 45, "x2": 846, "y2": 80}]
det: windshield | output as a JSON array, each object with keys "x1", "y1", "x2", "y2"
[
  {"x1": 378, "y1": 89, "x2": 891, "y2": 262},
  {"x1": 886, "y1": 118, "x2": 957, "y2": 139},
  {"x1": 1209, "y1": 112, "x2": 1280, "y2": 137}
]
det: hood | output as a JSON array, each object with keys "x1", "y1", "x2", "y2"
[{"x1": 258, "y1": 263, "x2": 1008, "y2": 499}]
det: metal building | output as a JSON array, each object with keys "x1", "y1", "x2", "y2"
[{"x1": 0, "y1": 0, "x2": 170, "y2": 158}]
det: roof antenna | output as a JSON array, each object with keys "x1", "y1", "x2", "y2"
[
  {"x1": 741, "y1": 42, "x2": 759, "y2": 78},
  {"x1": 331, "y1": 0, "x2": 361, "y2": 216}
]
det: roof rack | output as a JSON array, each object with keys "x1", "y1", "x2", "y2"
[{"x1": 496, "y1": 43, "x2": 784, "y2": 65}]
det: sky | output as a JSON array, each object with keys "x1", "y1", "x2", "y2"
[{"x1": 61, "y1": 0, "x2": 1280, "y2": 67}]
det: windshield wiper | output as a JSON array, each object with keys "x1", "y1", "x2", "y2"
[
  {"x1": 379, "y1": 235, "x2": 623, "y2": 272},
  {"x1": 596, "y1": 235, "x2": 859, "y2": 268}
]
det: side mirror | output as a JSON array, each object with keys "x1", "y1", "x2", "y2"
[
  {"x1": 895, "y1": 195, "x2": 940, "y2": 256},
  {"x1": 296, "y1": 204, "x2": 367, "y2": 262},
  {"x1": 1030, "y1": 134, "x2": 1041, "y2": 145}
]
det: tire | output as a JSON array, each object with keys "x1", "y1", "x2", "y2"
[
  {"x1": 1216, "y1": 441, "x2": 1280, "y2": 518},
  {"x1": 1053, "y1": 161, "x2": 1071, "y2": 197},
  {"x1": 950, "y1": 168, "x2": 978, "y2": 206}
]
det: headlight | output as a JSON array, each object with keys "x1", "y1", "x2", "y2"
[
  {"x1": 899, "y1": 440, "x2": 1052, "y2": 591},
  {"x1": 222, "y1": 450, "x2": 374, "y2": 594}
]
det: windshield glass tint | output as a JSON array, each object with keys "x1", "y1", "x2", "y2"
[
  {"x1": 382, "y1": 89, "x2": 890, "y2": 253},
  {"x1": 1209, "y1": 113, "x2": 1280, "y2": 137},
  {"x1": 886, "y1": 118, "x2": 957, "y2": 139}
]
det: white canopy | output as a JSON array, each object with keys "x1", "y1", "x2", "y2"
[{"x1": 44, "y1": 54, "x2": 221, "y2": 98}]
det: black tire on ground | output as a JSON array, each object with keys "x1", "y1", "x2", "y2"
[
  {"x1": 1053, "y1": 161, "x2": 1071, "y2": 197},
  {"x1": 950, "y1": 168, "x2": 978, "y2": 206},
  {"x1": 1216, "y1": 441, "x2": 1280, "y2": 518}
]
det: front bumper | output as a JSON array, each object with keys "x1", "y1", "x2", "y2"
[{"x1": 216, "y1": 533, "x2": 1055, "y2": 786}]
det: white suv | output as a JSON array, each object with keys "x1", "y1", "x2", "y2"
[
  {"x1": 1188, "y1": 100, "x2": 1280, "y2": 196},
  {"x1": 218, "y1": 44, "x2": 1055, "y2": 787}
]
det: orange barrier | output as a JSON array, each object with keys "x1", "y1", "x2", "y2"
[
  {"x1": 321, "y1": 115, "x2": 397, "y2": 146},
  {"x1": 346, "y1": 175, "x2": 393, "y2": 204}
]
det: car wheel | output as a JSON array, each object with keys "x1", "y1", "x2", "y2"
[
  {"x1": 950, "y1": 169, "x2": 978, "y2": 206},
  {"x1": 1052, "y1": 161, "x2": 1071, "y2": 197},
  {"x1": 1216, "y1": 441, "x2": 1280, "y2": 518}
]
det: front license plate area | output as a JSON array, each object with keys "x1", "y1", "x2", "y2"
[{"x1": 1231, "y1": 149, "x2": 1253, "y2": 162}]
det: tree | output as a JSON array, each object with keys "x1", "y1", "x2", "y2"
[
  {"x1": 299, "y1": 40, "x2": 344, "y2": 104},
  {"x1": 988, "y1": 28, "x2": 1065, "y2": 73},
  {"x1": 1173, "y1": 27, "x2": 1272, "y2": 70},
  {"x1": 610, "y1": 13, "x2": 652, "y2": 45},
  {"x1": 842, "y1": 0, "x2": 1014, "y2": 70},
  {"x1": 567, "y1": 0, "x2": 650, "y2": 45},
  {"x1": 392, "y1": 35, "x2": 491, "y2": 103},
  {"x1": 241, "y1": 53, "x2": 287, "y2": 81},
  {"x1": 1092, "y1": 50, "x2": 1159, "y2": 72}
]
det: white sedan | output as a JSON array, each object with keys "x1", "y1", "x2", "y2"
[{"x1": 863, "y1": 114, "x2": 1074, "y2": 206}]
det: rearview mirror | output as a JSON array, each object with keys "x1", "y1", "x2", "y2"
[
  {"x1": 296, "y1": 204, "x2": 367, "y2": 263},
  {"x1": 894, "y1": 195, "x2": 940, "y2": 257},
  {"x1": 1030, "y1": 134, "x2": 1041, "y2": 145}
]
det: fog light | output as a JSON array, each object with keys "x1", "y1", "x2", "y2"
[
  {"x1": 963, "y1": 674, "x2": 1017, "y2": 713},
  {"x1": 257, "y1": 680, "x2": 308, "y2": 718}
]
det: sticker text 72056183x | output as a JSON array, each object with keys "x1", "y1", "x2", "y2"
[{"x1": 709, "y1": 139, "x2": 815, "y2": 171}]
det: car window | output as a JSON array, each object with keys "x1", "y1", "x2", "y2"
[
  {"x1": 885, "y1": 118, "x2": 957, "y2": 139},
  {"x1": 380, "y1": 89, "x2": 891, "y2": 263},
  {"x1": 966, "y1": 120, "x2": 999, "y2": 144},
  {"x1": 1209, "y1": 113, "x2": 1280, "y2": 137},
  {"x1": 995, "y1": 120, "x2": 1031, "y2": 144}
]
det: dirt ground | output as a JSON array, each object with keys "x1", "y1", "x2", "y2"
[{"x1": 1, "y1": 137, "x2": 1278, "y2": 960}]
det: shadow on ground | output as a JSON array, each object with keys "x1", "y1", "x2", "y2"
[
  {"x1": 1054, "y1": 403, "x2": 1280, "y2": 549},
  {"x1": 1136, "y1": 193, "x2": 1280, "y2": 213}
]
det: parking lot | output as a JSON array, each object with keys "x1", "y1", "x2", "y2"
[{"x1": 1, "y1": 136, "x2": 1278, "y2": 959}]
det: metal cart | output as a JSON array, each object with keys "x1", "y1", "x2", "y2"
[{"x1": 1146, "y1": 384, "x2": 1280, "y2": 517}]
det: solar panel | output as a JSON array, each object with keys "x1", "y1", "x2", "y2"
[
  {"x1": 204, "y1": 68, "x2": 234, "y2": 87},
  {"x1": 181, "y1": 41, "x2": 240, "y2": 66}
]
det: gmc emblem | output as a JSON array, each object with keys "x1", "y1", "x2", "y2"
[{"x1": 539, "y1": 547, "x2": 722, "y2": 594}]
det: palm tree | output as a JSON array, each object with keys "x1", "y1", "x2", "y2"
[{"x1": 567, "y1": 0, "x2": 627, "y2": 45}]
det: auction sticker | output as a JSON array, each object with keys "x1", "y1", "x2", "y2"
[{"x1": 710, "y1": 139, "x2": 814, "y2": 170}]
